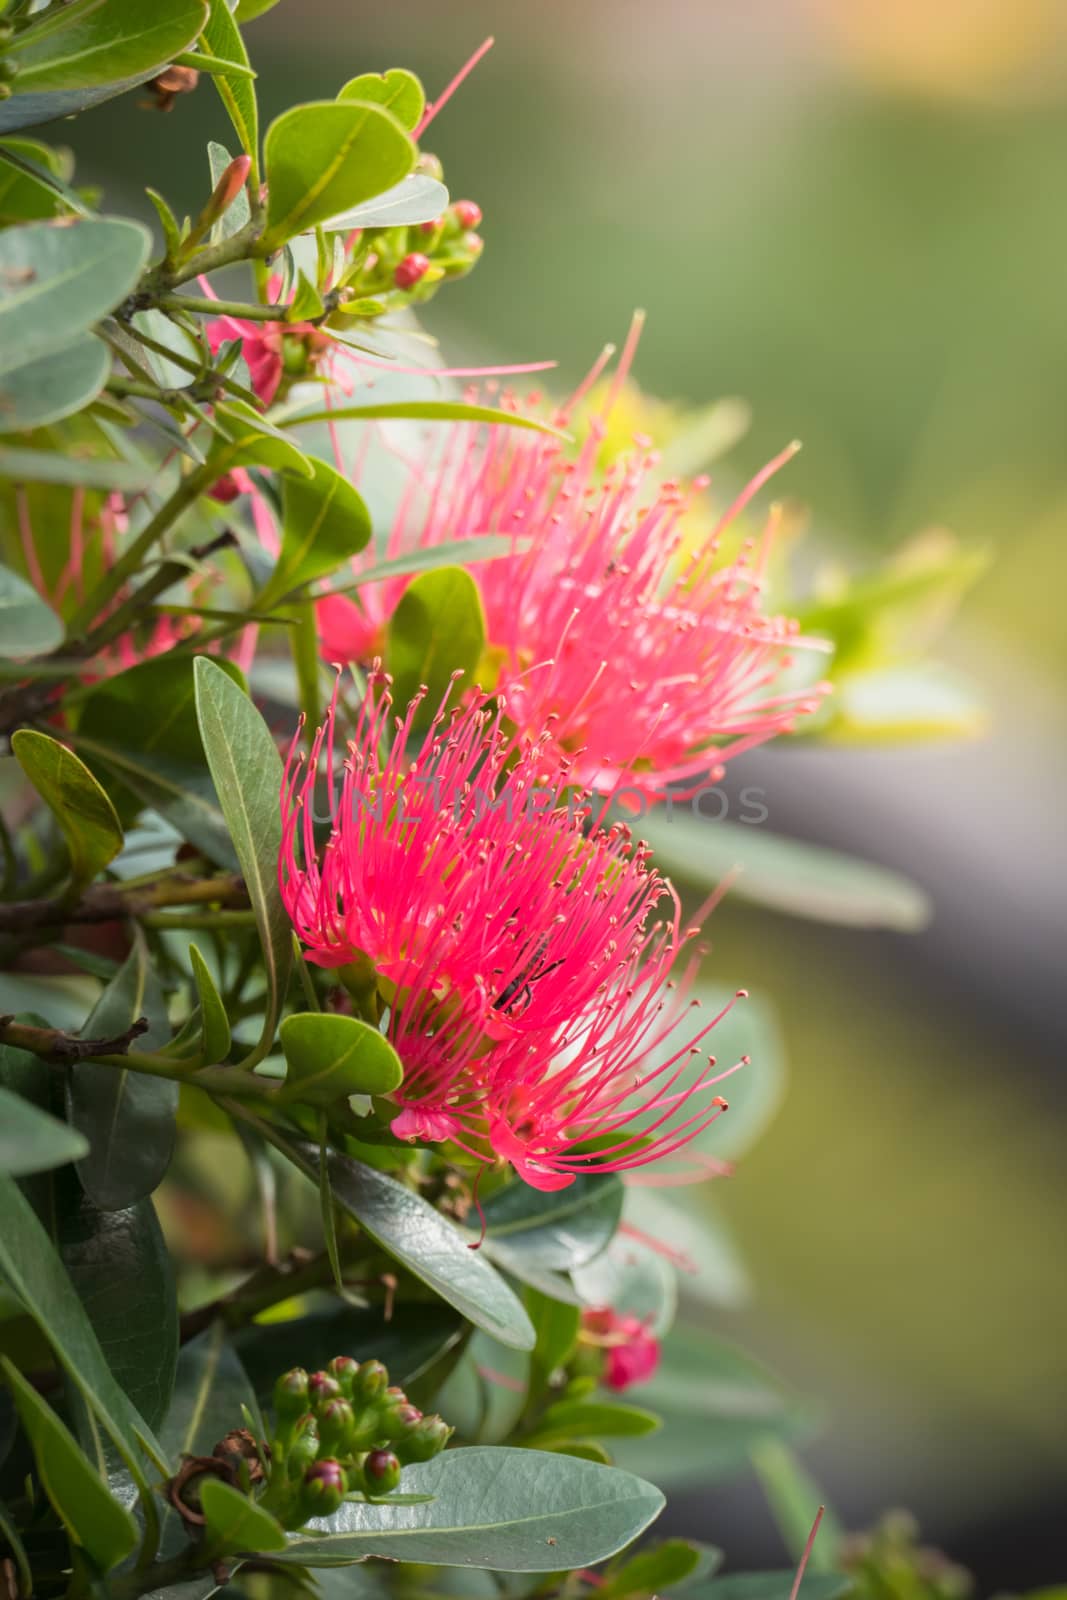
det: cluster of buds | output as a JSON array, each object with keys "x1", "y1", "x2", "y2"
[
  {"x1": 265, "y1": 1357, "x2": 452, "y2": 1525},
  {"x1": 345, "y1": 165, "x2": 485, "y2": 306}
]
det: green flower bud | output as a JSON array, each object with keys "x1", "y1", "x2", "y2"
[
  {"x1": 273, "y1": 1367, "x2": 310, "y2": 1420},
  {"x1": 308, "y1": 1370, "x2": 342, "y2": 1408},
  {"x1": 299, "y1": 1458, "x2": 347, "y2": 1519},
  {"x1": 352, "y1": 1360, "x2": 388, "y2": 1403},
  {"x1": 379, "y1": 1400, "x2": 422, "y2": 1442},
  {"x1": 286, "y1": 1413, "x2": 320, "y2": 1478},
  {"x1": 395, "y1": 1414, "x2": 452, "y2": 1464},
  {"x1": 327, "y1": 1355, "x2": 360, "y2": 1395},
  {"x1": 362, "y1": 1449, "x2": 401, "y2": 1495},
  {"x1": 318, "y1": 1397, "x2": 356, "y2": 1454}
]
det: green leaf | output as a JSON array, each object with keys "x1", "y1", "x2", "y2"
[
  {"x1": 572, "y1": 1228, "x2": 677, "y2": 1338},
  {"x1": 58, "y1": 1193, "x2": 179, "y2": 1433},
  {"x1": 71, "y1": 736, "x2": 238, "y2": 869},
  {"x1": 0, "y1": 330, "x2": 109, "y2": 430},
  {"x1": 639, "y1": 811, "x2": 932, "y2": 932},
  {"x1": 200, "y1": 0, "x2": 258, "y2": 166},
  {"x1": 0, "y1": 1358, "x2": 138, "y2": 1572},
  {"x1": 11, "y1": 728, "x2": 123, "y2": 890},
  {"x1": 601, "y1": 1538, "x2": 721, "y2": 1598},
  {"x1": 67, "y1": 935, "x2": 178, "y2": 1210},
  {"x1": 233, "y1": 1302, "x2": 465, "y2": 1406},
  {"x1": 6, "y1": 0, "x2": 208, "y2": 91},
  {"x1": 207, "y1": 142, "x2": 250, "y2": 241},
  {"x1": 0, "y1": 138, "x2": 75, "y2": 224},
  {"x1": 532, "y1": 1399, "x2": 661, "y2": 1441},
  {"x1": 750, "y1": 1440, "x2": 843, "y2": 1571},
  {"x1": 286, "y1": 399, "x2": 566, "y2": 437},
  {"x1": 200, "y1": 1477, "x2": 286, "y2": 1555},
  {"x1": 825, "y1": 662, "x2": 986, "y2": 744},
  {"x1": 385, "y1": 566, "x2": 485, "y2": 725},
  {"x1": 0, "y1": 218, "x2": 150, "y2": 371},
  {"x1": 322, "y1": 173, "x2": 448, "y2": 231},
  {"x1": 0, "y1": 561, "x2": 62, "y2": 659},
  {"x1": 337, "y1": 69, "x2": 425, "y2": 131},
  {"x1": 526, "y1": 1288, "x2": 580, "y2": 1375},
  {"x1": 279, "y1": 1446, "x2": 664, "y2": 1570},
  {"x1": 262, "y1": 100, "x2": 414, "y2": 247},
  {"x1": 233, "y1": 0, "x2": 283, "y2": 17},
  {"x1": 0, "y1": 1086, "x2": 88, "y2": 1175},
  {"x1": 193, "y1": 657, "x2": 293, "y2": 1064},
  {"x1": 0, "y1": 446, "x2": 152, "y2": 491},
  {"x1": 700, "y1": 1575, "x2": 851, "y2": 1600},
  {"x1": 330, "y1": 536, "x2": 525, "y2": 596},
  {"x1": 280, "y1": 1013, "x2": 403, "y2": 1103},
  {"x1": 0, "y1": 1172, "x2": 167, "y2": 1474},
  {"x1": 189, "y1": 944, "x2": 231, "y2": 1063},
  {"x1": 278, "y1": 1137, "x2": 534, "y2": 1350},
  {"x1": 211, "y1": 399, "x2": 313, "y2": 477},
  {"x1": 481, "y1": 1173, "x2": 624, "y2": 1273},
  {"x1": 256, "y1": 456, "x2": 371, "y2": 610}
]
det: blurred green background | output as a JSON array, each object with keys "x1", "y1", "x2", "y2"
[{"x1": 69, "y1": 0, "x2": 1067, "y2": 1585}]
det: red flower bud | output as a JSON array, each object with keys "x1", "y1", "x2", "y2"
[
  {"x1": 308, "y1": 1371, "x2": 342, "y2": 1405},
  {"x1": 327, "y1": 1356, "x2": 360, "y2": 1393},
  {"x1": 299, "y1": 1457, "x2": 347, "y2": 1517},
  {"x1": 208, "y1": 471, "x2": 245, "y2": 504},
  {"x1": 273, "y1": 1368, "x2": 309, "y2": 1419},
  {"x1": 363, "y1": 1449, "x2": 401, "y2": 1494},
  {"x1": 463, "y1": 232, "x2": 484, "y2": 257},
  {"x1": 394, "y1": 252, "x2": 430, "y2": 289},
  {"x1": 396, "y1": 1414, "x2": 452, "y2": 1463},
  {"x1": 452, "y1": 200, "x2": 482, "y2": 230}
]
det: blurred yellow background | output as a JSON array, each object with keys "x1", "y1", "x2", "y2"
[{"x1": 70, "y1": 0, "x2": 1067, "y2": 1584}]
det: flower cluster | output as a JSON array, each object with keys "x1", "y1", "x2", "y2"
[
  {"x1": 281, "y1": 671, "x2": 743, "y2": 1191},
  {"x1": 317, "y1": 324, "x2": 831, "y2": 800}
]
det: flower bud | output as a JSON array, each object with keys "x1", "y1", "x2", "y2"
[
  {"x1": 308, "y1": 1370, "x2": 342, "y2": 1407},
  {"x1": 208, "y1": 472, "x2": 245, "y2": 504},
  {"x1": 285, "y1": 1413, "x2": 320, "y2": 1477},
  {"x1": 273, "y1": 1368, "x2": 310, "y2": 1419},
  {"x1": 416, "y1": 151, "x2": 444, "y2": 181},
  {"x1": 419, "y1": 217, "x2": 443, "y2": 237},
  {"x1": 394, "y1": 252, "x2": 430, "y2": 290},
  {"x1": 379, "y1": 1400, "x2": 422, "y2": 1441},
  {"x1": 281, "y1": 333, "x2": 311, "y2": 376},
  {"x1": 395, "y1": 1414, "x2": 452, "y2": 1464},
  {"x1": 327, "y1": 1356, "x2": 360, "y2": 1394},
  {"x1": 452, "y1": 200, "x2": 482, "y2": 230},
  {"x1": 362, "y1": 1449, "x2": 401, "y2": 1495},
  {"x1": 351, "y1": 1360, "x2": 388, "y2": 1403},
  {"x1": 299, "y1": 1458, "x2": 347, "y2": 1518},
  {"x1": 318, "y1": 1398, "x2": 355, "y2": 1453}
]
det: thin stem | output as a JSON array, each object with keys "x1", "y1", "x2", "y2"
[{"x1": 156, "y1": 294, "x2": 283, "y2": 323}]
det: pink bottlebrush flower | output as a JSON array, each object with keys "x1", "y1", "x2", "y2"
[
  {"x1": 279, "y1": 672, "x2": 742, "y2": 1189},
  {"x1": 318, "y1": 323, "x2": 831, "y2": 800},
  {"x1": 581, "y1": 1307, "x2": 661, "y2": 1391}
]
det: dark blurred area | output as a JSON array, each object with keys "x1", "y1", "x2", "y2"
[{"x1": 66, "y1": 1, "x2": 1067, "y2": 1589}]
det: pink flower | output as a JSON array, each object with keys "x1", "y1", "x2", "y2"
[
  {"x1": 320, "y1": 330, "x2": 830, "y2": 799},
  {"x1": 582, "y1": 1307, "x2": 661, "y2": 1391},
  {"x1": 205, "y1": 277, "x2": 333, "y2": 406},
  {"x1": 278, "y1": 672, "x2": 742, "y2": 1188}
]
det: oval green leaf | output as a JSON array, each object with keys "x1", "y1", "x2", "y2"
[
  {"x1": 280, "y1": 1013, "x2": 403, "y2": 1103},
  {"x1": 200, "y1": 0, "x2": 258, "y2": 165},
  {"x1": 7, "y1": 0, "x2": 209, "y2": 92},
  {"x1": 481, "y1": 1173, "x2": 624, "y2": 1272},
  {"x1": 0, "y1": 562, "x2": 63, "y2": 659},
  {"x1": 262, "y1": 100, "x2": 414, "y2": 248},
  {"x1": 385, "y1": 565, "x2": 486, "y2": 726},
  {"x1": 280, "y1": 1446, "x2": 664, "y2": 1570},
  {"x1": 11, "y1": 727, "x2": 123, "y2": 890},
  {"x1": 200, "y1": 1477, "x2": 286, "y2": 1556},
  {"x1": 256, "y1": 455, "x2": 371, "y2": 610},
  {"x1": 323, "y1": 173, "x2": 448, "y2": 231},
  {"x1": 0, "y1": 218, "x2": 149, "y2": 371},
  {"x1": 0, "y1": 1358, "x2": 138, "y2": 1572},
  {"x1": 193, "y1": 657, "x2": 293, "y2": 1067},
  {"x1": 0, "y1": 1085, "x2": 88, "y2": 1176},
  {"x1": 337, "y1": 69, "x2": 424, "y2": 131},
  {"x1": 532, "y1": 1399, "x2": 661, "y2": 1441},
  {"x1": 0, "y1": 330, "x2": 109, "y2": 430}
]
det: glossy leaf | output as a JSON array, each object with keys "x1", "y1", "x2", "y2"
[
  {"x1": 640, "y1": 811, "x2": 932, "y2": 933},
  {"x1": 201, "y1": 0, "x2": 257, "y2": 164},
  {"x1": 0, "y1": 1358, "x2": 138, "y2": 1571},
  {"x1": 256, "y1": 456, "x2": 371, "y2": 609},
  {"x1": 0, "y1": 330, "x2": 109, "y2": 430},
  {"x1": 211, "y1": 400, "x2": 313, "y2": 477},
  {"x1": 0, "y1": 1172, "x2": 166, "y2": 1473},
  {"x1": 533, "y1": 1399, "x2": 661, "y2": 1441},
  {"x1": 262, "y1": 100, "x2": 414, "y2": 248},
  {"x1": 287, "y1": 398, "x2": 565, "y2": 436},
  {"x1": 11, "y1": 728, "x2": 123, "y2": 890},
  {"x1": 0, "y1": 1086, "x2": 87, "y2": 1175},
  {"x1": 527, "y1": 1288, "x2": 581, "y2": 1375},
  {"x1": 0, "y1": 218, "x2": 149, "y2": 370},
  {"x1": 0, "y1": 562, "x2": 63, "y2": 659},
  {"x1": 323, "y1": 173, "x2": 448, "y2": 231},
  {"x1": 572, "y1": 1228, "x2": 677, "y2": 1338},
  {"x1": 161, "y1": 1322, "x2": 261, "y2": 1470},
  {"x1": 481, "y1": 1173, "x2": 624, "y2": 1272},
  {"x1": 6, "y1": 0, "x2": 209, "y2": 92},
  {"x1": 385, "y1": 566, "x2": 485, "y2": 725},
  {"x1": 194, "y1": 658, "x2": 293, "y2": 1064},
  {"x1": 281, "y1": 1138, "x2": 534, "y2": 1350},
  {"x1": 234, "y1": 1302, "x2": 465, "y2": 1404},
  {"x1": 58, "y1": 1193, "x2": 178, "y2": 1432},
  {"x1": 280, "y1": 1013, "x2": 403, "y2": 1103},
  {"x1": 233, "y1": 0, "x2": 283, "y2": 17},
  {"x1": 72, "y1": 736, "x2": 238, "y2": 869},
  {"x1": 200, "y1": 1477, "x2": 286, "y2": 1555},
  {"x1": 189, "y1": 944, "x2": 232, "y2": 1063},
  {"x1": 601, "y1": 1538, "x2": 721, "y2": 1598},
  {"x1": 331, "y1": 536, "x2": 524, "y2": 595},
  {"x1": 66, "y1": 935, "x2": 176, "y2": 1209},
  {"x1": 337, "y1": 69, "x2": 425, "y2": 131},
  {"x1": 279, "y1": 1446, "x2": 664, "y2": 1570}
]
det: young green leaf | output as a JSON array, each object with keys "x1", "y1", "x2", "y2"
[
  {"x1": 211, "y1": 400, "x2": 314, "y2": 477},
  {"x1": 385, "y1": 566, "x2": 485, "y2": 726},
  {"x1": 193, "y1": 657, "x2": 293, "y2": 1067},
  {"x1": 200, "y1": 0, "x2": 258, "y2": 168},
  {"x1": 0, "y1": 1086, "x2": 88, "y2": 1176},
  {"x1": 0, "y1": 218, "x2": 149, "y2": 370},
  {"x1": 531, "y1": 1398, "x2": 661, "y2": 1441},
  {"x1": 200, "y1": 1477, "x2": 287, "y2": 1555},
  {"x1": 6, "y1": 0, "x2": 209, "y2": 93},
  {"x1": 280, "y1": 1013, "x2": 403, "y2": 1103},
  {"x1": 0, "y1": 563, "x2": 63, "y2": 659},
  {"x1": 322, "y1": 173, "x2": 447, "y2": 231},
  {"x1": 286, "y1": 398, "x2": 566, "y2": 437},
  {"x1": 189, "y1": 944, "x2": 232, "y2": 1063},
  {"x1": 67, "y1": 934, "x2": 178, "y2": 1210},
  {"x1": 277, "y1": 1446, "x2": 664, "y2": 1570},
  {"x1": 256, "y1": 456, "x2": 371, "y2": 610},
  {"x1": 11, "y1": 728, "x2": 123, "y2": 891},
  {"x1": 0, "y1": 331, "x2": 109, "y2": 430},
  {"x1": 337, "y1": 69, "x2": 425, "y2": 131},
  {"x1": 0, "y1": 1359, "x2": 138, "y2": 1572},
  {"x1": 599, "y1": 1539, "x2": 721, "y2": 1599},
  {"x1": 262, "y1": 100, "x2": 414, "y2": 247}
]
